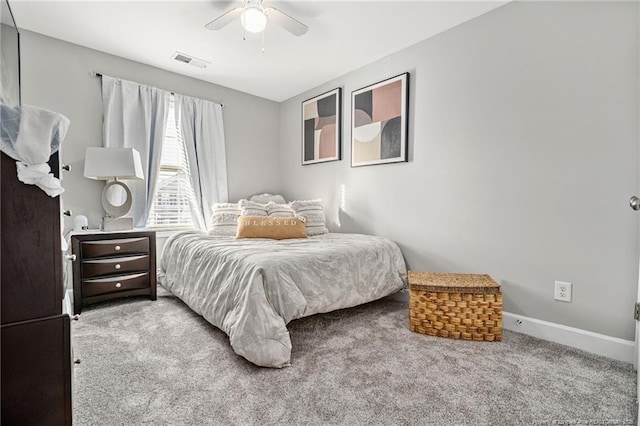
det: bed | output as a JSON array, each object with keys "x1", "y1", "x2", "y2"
[{"x1": 158, "y1": 231, "x2": 407, "y2": 368}]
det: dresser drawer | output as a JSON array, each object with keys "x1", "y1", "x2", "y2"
[
  {"x1": 82, "y1": 237, "x2": 149, "y2": 259},
  {"x1": 82, "y1": 255, "x2": 149, "y2": 279},
  {"x1": 82, "y1": 273, "x2": 149, "y2": 297}
]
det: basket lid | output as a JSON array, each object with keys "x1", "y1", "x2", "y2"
[{"x1": 408, "y1": 271, "x2": 501, "y2": 294}]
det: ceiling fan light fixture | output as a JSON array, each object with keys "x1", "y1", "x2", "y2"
[{"x1": 241, "y1": 7, "x2": 267, "y2": 33}]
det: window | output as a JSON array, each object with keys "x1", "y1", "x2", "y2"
[{"x1": 147, "y1": 96, "x2": 196, "y2": 229}]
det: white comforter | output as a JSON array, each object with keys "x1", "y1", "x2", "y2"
[{"x1": 158, "y1": 231, "x2": 407, "y2": 368}]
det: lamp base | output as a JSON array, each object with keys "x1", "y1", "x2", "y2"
[{"x1": 102, "y1": 216, "x2": 133, "y2": 232}]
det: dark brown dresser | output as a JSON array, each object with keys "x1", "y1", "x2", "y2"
[
  {"x1": 1, "y1": 151, "x2": 73, "y2": 425},
  {"x1": 71, "y1": 230, "x2": 157, "y2": 314}
]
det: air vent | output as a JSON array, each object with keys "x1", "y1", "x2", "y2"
[
  {"x1": 172, "y1": 52, "x2": 210, "y2": 69},
  {"x1": 174, "y1": 53, "x2": 192, "y2": 63}
]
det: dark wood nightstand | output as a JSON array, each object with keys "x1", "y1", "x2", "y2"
[{"x1": 71, "y1": 230, "x2": 157, "y2": 314}]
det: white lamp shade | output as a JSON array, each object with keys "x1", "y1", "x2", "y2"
[{"x1": 84, "y1": 147, "x2": 144, "y2": 180}]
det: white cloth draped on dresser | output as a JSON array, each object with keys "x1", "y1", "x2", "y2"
[{"x1": 0, "y1": 103, "x2": 70, "y2": 197}]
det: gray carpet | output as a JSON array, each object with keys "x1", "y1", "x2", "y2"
[{"x1": 72, "y1": 288, "x2": 636, "y2": 425}]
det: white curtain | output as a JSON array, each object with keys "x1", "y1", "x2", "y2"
[
  {"x1": 101, "y1": 76, "x2": 170, "y2": 227},
  {"x1": 174, "y1": 94, "x2": 228, "y2": 231}
]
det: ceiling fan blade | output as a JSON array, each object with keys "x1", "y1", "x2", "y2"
[
  {"x1": 205, "y1": 8, "x2": 243, "y2": 31},
  {"x1": 265, "y1": 7, "x2": 308, "y2": 36}
]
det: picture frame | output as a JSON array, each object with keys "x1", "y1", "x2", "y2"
[
  {"x1": 351, "y1": 73, "x2": 409, "y2": 167},
  {"x1": 302, "y1": 87, "x2": 342, "y2": 165}
]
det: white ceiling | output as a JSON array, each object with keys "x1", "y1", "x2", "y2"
[{"x1": 9, "y1": 0, "x2": 508, "y2": 102}]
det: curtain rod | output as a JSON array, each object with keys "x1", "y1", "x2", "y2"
[{"x1": 90, "y1": 71, "x2": 225, "y2": 107}]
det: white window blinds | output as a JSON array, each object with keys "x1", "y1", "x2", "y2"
[{"x1": 146, "y1": 96, "x2": 196, "y2": 229}]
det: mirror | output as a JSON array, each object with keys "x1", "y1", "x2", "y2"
[
  {"x1": 101, "y1": 181, "x2": 132, "y2": 218},
  {"x1": 1, "y1": 0, "x2": 20, "y2": 107}
]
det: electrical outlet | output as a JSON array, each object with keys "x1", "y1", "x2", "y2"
[{"x1": 554, "y1": 281, "x2": 572, "y2": 302}]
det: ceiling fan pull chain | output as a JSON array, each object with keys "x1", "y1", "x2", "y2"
[
  {"x1": 262, "y1": 30, "x2": 265, "y2": 53},
  {"x1": 243, "y1": 10, "x2": 247, "y2": 42}
]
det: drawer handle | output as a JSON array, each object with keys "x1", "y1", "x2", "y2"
[
  {"x1": 115, "y1": 264, "x2": 121, "y2": 270},
  {"x1": 114, "y1": 245, "x2": 121, "y2": 251},
  {"x1": 115, "y1": 282, "x2": 122, "y2": 288},
  {"x1": 65, "y1": 254, "x2": 77, "y2": 262}
]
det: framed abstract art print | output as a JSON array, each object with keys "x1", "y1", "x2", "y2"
[
  {"x1": 351, "y1": 73, "x2": 409, "y2": 167},
  {"x1": 302, "y1": 88, "x2": 342, "y2": 165}
]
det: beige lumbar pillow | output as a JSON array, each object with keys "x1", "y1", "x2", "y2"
[{"x1": 236, "y1": 216, "x2": 307, "y2": 240}]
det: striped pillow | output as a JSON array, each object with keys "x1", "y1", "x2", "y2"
[
  {"x1": 239, "y1": 199, "x2": 268, "y2": 217},
  {"x1": 266, "y1": 202, "x2": 294, "y2": 217},
  {"x1": 290, "y1": 199, "x2": 329, "y2": 236},
  {"x1": 209, "y1": 203, "x2": 241, "y2": 236}
]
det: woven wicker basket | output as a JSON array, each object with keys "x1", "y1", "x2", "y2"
[{"x1": 409, "y1": 271, "x2": 503, "y2": 342}]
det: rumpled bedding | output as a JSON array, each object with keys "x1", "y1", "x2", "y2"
[{"x1": 158, "y1": 231, "x2": 407, "y2": 368}]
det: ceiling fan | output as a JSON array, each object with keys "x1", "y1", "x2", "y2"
[{"x1": 205, "y1": 0, "x2": 308, "y2": 36}]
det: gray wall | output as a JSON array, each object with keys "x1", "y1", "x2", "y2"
[
  {"x1": 19, "y1": 30, "x2": 281, "y2": 231},
  {"x1": 279, "y1": 1, "x2": 639, "y2": 340}
]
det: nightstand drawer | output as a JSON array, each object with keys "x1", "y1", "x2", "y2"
[
  {"x1": 82, "y1": 255, "x2": 149, "y2": 279},
  {"x1": 82, "y1": 237, "x2": 149, "y2": 259},
  {"x1": 82, "y1": 273, "x2": 149, "y2": 297}
]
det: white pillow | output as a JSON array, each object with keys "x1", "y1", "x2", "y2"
[
  {"x1": 290, "y1": 199, "x2": 329, "y2": 236},
  {"x1": 266, "y1": 202, "x2": 294, "y2": 217},
  {"x1": 239, "y1": 199, "x2": 268, "y2": 216},
  {"x1": 249, "y1": 193, "x2": 286, "y2": 205},
  {"x1": 210, "y1": 203, "x2": 241, "y2": 236}
]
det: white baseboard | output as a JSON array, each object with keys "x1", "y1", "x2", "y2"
[{"x1": 503, "y1": 312, "x2": 635, "y2": 365}]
